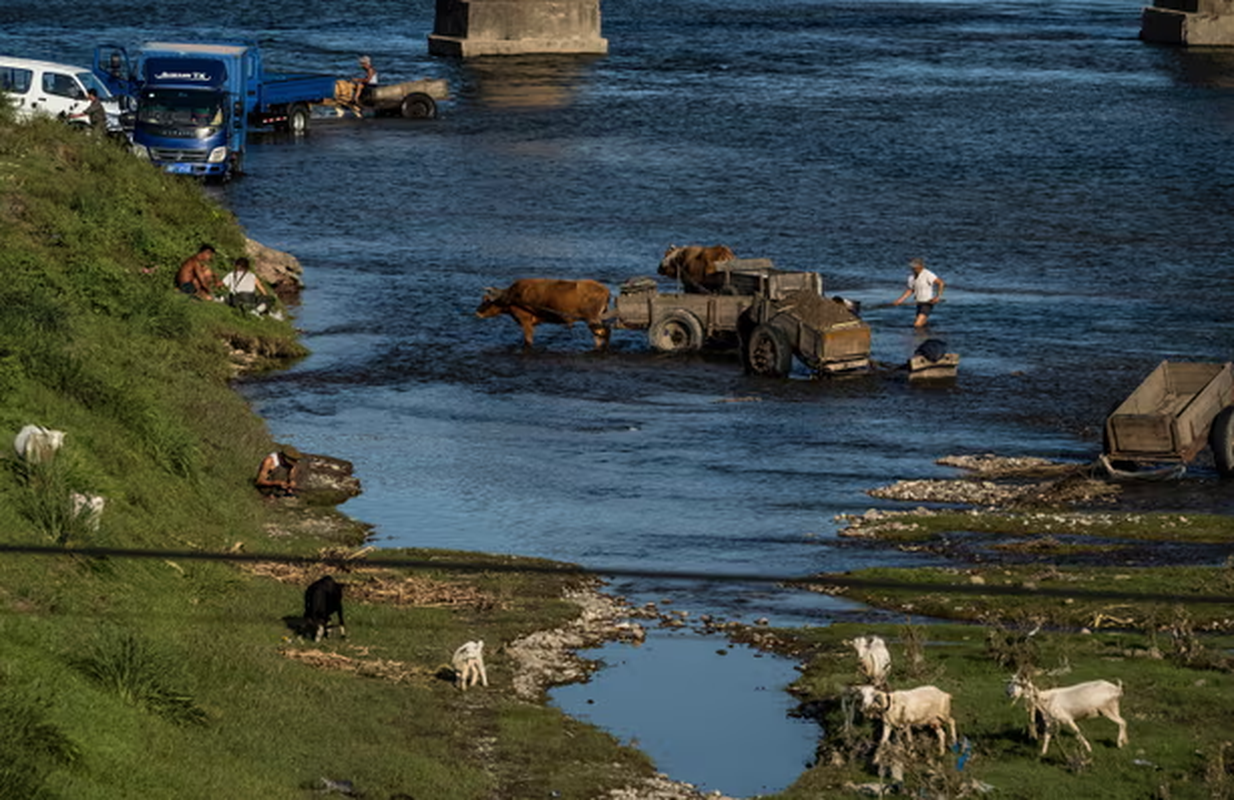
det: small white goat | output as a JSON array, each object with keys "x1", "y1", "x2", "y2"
[
  {"x1": 1007, "y1": 675, "x2": 1128, "y2": 755},
  {"x1": 69, "y1": 492, "x2": 105, "y2": 532},
  {"x1": 14, "y1": 425, "x2": 65, "y2": 464},
  {"x1": 858, "y1": 684, "x2": 957, "y2": 755},
  {"x1": 849, "y1": 635, "x2": 892, "y2": 687},
  {"x1": 453, "y1": 640, "x2": 488, "y2": 690}
]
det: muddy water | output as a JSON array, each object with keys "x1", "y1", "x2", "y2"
[{"x1": 4, "y1": 0, "x2": 1233, "y2": 794}]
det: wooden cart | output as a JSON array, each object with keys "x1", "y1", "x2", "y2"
[
  {"x1": 612, "y1": 259, "x2": 871, "y2": 376},
  {"x1": 1102, "y1": 360, "x2": 1234, "y2": 477}
]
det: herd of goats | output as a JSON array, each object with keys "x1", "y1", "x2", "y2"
[{"x1": 845, "y1": 635, "x2": 1129, "y2": 779}]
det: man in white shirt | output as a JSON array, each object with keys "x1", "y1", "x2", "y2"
[
  {"x1": 892, "y1": 257, "x2": 945, "y2": 328},
  {"x1": 221, "y1": 257, "x2": 271, "y2": 314}
]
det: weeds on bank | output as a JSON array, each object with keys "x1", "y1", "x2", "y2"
[
  {"x1": 10, "y1": 455, "x2": 96, "y2": 546},
  {"x1": 0, "y1": 688, "x2": 81, "y2": 800},
  {"x1": 70, "y1": 628, "x2": 208, "y2": 726}
]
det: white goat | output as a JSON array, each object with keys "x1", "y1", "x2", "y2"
[
  {"x1": 849, "y1": 635, "x2": 892, "y2": 687},
  {"x1": 1006, "y1": 675, "x2": 1128, "y2": 755},
  {"x1": 858, "y1": 684, "x2": 957, "y2": 756},
  {"x1": 14, "y1": 425, "x2": 66, "y2": 464},
  {"x1": 452, "y1": 640, "x2": 488, "y2": 690},
  {"x1": 69, "y1": 492, "x2": 105, "y2": 532}
]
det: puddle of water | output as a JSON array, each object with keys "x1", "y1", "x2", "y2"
[{"x1": 550, "y1": 628, "x2": 817, "y2": 798}]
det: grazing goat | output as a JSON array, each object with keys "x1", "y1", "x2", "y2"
[
  {"x1": 14, "y1": 424, "x2": 66, "y2": 464},
  {"x1": 304, "y1": 575, "x2": 346, "y2": 643},
  {"x1": 1006, "y1": 675, "x2": 1128, "y2": 755},
  {"x1": 452, "y1": 640, "x2": 488, "y2": 690},
  {"x1": 858, "y1": 684, "x2": 957, "y2": 756},
  {"x1": 849, "y1": 635, "x2": 892, "y2": 686},
  {"x1": 69, "y1": 492, "x2": 105, "y2": 532}
]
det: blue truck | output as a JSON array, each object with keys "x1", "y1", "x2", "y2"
[{"x1": 94, "y1": 41, "x2": 337, "y2": 179}]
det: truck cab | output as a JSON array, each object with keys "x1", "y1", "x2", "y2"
[{"x1": 127, "y1": 44, "x2": 255, "y2": 178}]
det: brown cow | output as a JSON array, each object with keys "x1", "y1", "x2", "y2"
[
  {"x1": 476, "y1": 279, "x2": 611, "y2": 350},
  {"x1": 657, "y1": 244, "x2": 737, "y2": 292}
]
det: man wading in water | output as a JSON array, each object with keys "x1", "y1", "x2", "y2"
[{"x1": 892, "y1": 256, "x2": 945, "y2": 328}]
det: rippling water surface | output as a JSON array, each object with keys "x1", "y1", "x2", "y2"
[{"x1": 4, "y1": 0, "x2": 1233, "y2": 794}]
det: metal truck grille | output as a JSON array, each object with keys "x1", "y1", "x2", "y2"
[{"x1": 151, "y1": 148, "x2": 208, "y2": 163}]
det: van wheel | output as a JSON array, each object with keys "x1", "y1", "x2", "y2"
[
  {"x1": 745, "y1": 323, "x2": 793, "y2": 377},
  {"x1": 289, "y1": 103, "x2": 311, "y2": 134},
  {"x1": 1210, "y1": 406, "x2": 1234, "y2": 477},
  {"x1": 400, "y1": 93, "x2": 437, "y2": 120},
  {"x1": 648, "y1": 310, "x2": 704, "y2": 353}
]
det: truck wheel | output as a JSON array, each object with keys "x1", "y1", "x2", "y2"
[
  {"x1": 1210, "y1": 406, "x2": 1234, "y2": 477},
  {"x1": 289, "y1": 103, "x2": 311, "y2": 135},
  {"x1": 745, "y1": 323, "x2": 793, "y2": 377},
  {"x1": 400, "y1": 93, "x2": 437, "y2": 120},
  {"x1": 648, "y1": 310, "x2": 704, "y2": 353}
]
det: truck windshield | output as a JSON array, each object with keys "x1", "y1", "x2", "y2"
[{"x1": 137, "y1": 88, "x2": 225, "y2": 134}]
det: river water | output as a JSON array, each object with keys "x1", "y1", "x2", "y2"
[{"x1": 5, "y1": 0, "x2": 1234, "y2": 795}]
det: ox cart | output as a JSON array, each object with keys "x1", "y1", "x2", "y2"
[
  {"x1": 612, "y1": 259, "x2": 871, "y2": 377},
  {"x1": 309, "y1": 77, "x2": 449, "y2": 124},
  {"x1": 1102, "y1": 360, "x2": 1234, "y2": 478}
]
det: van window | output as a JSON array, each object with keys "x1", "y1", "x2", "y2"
[
  {"x1": 75, "y1": 72, "x2": 112, "y2": 99},
  {"x1": 43, "y1": 71, "x2": 85, "y2": 100},
  {"x1": 0, "y1": 66, "x2": 33, "y2": 94}
]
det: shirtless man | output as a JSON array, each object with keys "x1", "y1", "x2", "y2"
[{"x1": 175, "y1": 244, "x2": 220, "y2": 300}]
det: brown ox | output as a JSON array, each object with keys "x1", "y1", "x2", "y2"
[
  {"x1": 476, "y1": 279, "x2": 611, "y2": 350},
  {"x1": 657, "y1": 244, "x2": 737, "y2": 292}
]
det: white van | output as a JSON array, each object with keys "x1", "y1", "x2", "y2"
[{"x1": 0, "y1": 55, "x2": 123, "y2": 131}]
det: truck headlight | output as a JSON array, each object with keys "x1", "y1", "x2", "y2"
[
  {"x1": 131, "y1": 143, "x2": 151, "y2": 160},
  {"x1": 207, "y1": 146, "x2": 228, "y2": 164}
]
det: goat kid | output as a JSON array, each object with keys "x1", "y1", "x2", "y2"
[
  {"x1": 304, "y1": 575, "x2": 346, "y2": 643},
  {"x1": 848, "y1": 634, "x2": 892, "y2": 686},
  {"x1": 1006, "y1": 675, "x2": 1128, "y2": 755},
  {"x1": 452, "y1": 640, "x2": 488, "y2": 690},
  {"x1": 858, "y1": 684, "x2": 957, "y2": 756}
]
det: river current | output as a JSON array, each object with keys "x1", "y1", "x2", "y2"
[{"x1": 3, "y1": 0, "x2": 1233, "y2": 794}]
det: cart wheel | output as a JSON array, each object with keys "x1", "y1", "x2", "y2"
[
  {"x1": 288, "y1": 103, "x2": 311, "y2": 135},
  {"x1": 648, "y1": 310, "x2": 704, "y2": 353},
  {"x1": 1210, "y1": 406, "x2": 1234, "y2": 477},
  {"x1": 745, "y1": 323, "x2": 793, "y2": 377},
  {"x1": 400, "y1": 92, "x2": 438, "y2": 120}
]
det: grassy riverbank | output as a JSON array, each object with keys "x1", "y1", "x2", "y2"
[
  {"x1": 766, "y1": 620, "x2": 1234, "y2": 799},
  {"x1": 0, "y1": 111, "x2": 663, "y2": 799}
]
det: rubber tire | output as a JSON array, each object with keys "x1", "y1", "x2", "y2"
[
  {"x1": 1210, "y1": 406, "x2": 1234, "y2": 477},
  {"x1": 647, "y1": 310, "x2": 705, "y2": 353},
  {"x1": 400, "y1": 93, "x2": 438, "y2": 120},
  {"x1": 745, "y1": 323, "x2": 794, "y2": 377},
  {"x1": 289, "y1": 103, "x2": 310, "y2": 135}
]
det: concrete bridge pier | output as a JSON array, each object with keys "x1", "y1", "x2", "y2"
[
  {"x1": 429, "y1": 0, "x2": 609, "y2": 57},
  {"x1": 1141, "y1": 0, "x2": 1234, "y2": 45}
]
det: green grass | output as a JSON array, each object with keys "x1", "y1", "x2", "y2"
[{"x1": 806, "y1": 563, "x2": 1234, "y2": 632}]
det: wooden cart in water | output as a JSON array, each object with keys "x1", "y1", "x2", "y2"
[
  {"x1": 612, "y1": 259, "x2": 871, "y2": 377},
  {"x1": 1102, "y1": 360, "x2": 1234, "y2": 478},
  {"x1": 305, "y1": 78, "x2": 449, "y2": 128}
]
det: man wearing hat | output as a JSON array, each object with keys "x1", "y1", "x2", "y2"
[
  {"x1": 892, "y1": 256, "x2": 946, "y2": 328},
  {"x1": 349, "y1": 55, "x2": 378, "y2": 107},
  {"x1": 255, "y1": 447, "x2": 303, "y2": 496}
]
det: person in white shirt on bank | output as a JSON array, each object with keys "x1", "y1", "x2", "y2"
[{"x1": 221, "y1": 257, "x2": 271, "y2": 315}]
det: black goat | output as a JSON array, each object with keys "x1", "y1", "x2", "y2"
[{"x1": 304, "y1": 575, "x2": 346, "y2": 642}]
